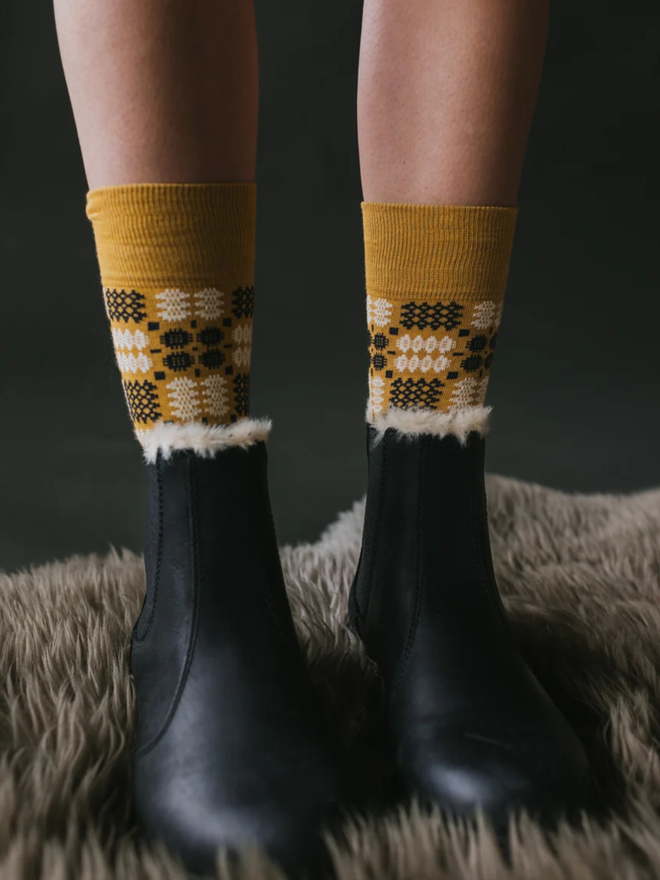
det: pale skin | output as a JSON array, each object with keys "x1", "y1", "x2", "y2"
[
  {"x1": 53, "y1": 0, "x2": 259, "y2": 188},
  {"x1": 358, "y1": 0, "x2": 550, "y2": 206},
  {"x1": 54, "y1": 0, "x2": 549, "y2": 205}
]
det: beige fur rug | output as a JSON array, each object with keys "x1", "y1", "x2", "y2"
[{"x1": 2, "y1": 474, "x2": 660, "y2": 879}]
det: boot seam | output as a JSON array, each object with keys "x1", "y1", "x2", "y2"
[
  {"x1": 134, "y1": 456, "x2": 202, "y2": 757},
  {"x1": 347, "y1": 569, "x2": 363, "y2": 634},
  {"x1": 133, "y1": 459, "x2": 164, "y2": 645},
  {"x1": 359, "y1": 430, "x2": 389, "y2": 629},
  {"x1": 469, "y1": 441, "x2": 511, "y2": 633},
  {"x1": 260, "y1": 474, "x2": 302, "y2": 651},
  {"x1": 391, "y1": 434, "x2": 425, "y2": 698}
]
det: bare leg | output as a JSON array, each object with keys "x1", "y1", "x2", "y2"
[
  {"x1": 357, "y1": 0, "x2": 549, "y2": 205},
  {"x1": 53, "y1": 0, "x2": 258, "y2": 188}
]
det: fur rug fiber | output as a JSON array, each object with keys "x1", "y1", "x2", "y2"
[{"x1": 3, "y1": 474, "x2": 660, "y2": 879}]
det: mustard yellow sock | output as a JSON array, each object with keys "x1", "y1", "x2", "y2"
[
  {"x1": 362, "y1": 203, "x2": 518, "y2": 420},
  {"x1": 86, "y1": 183, "x2": 256, "y2": 444}
]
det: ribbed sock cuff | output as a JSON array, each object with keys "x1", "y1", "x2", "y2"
[
  {"x1": 362, "y1": 202, "x2": 518, "y2": 300},
  {"x1": 86, "y1": 182, "x2": 256, "y2": 289}
]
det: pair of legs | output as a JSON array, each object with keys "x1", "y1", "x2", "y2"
[
  {"x1": 55, "y1": 0, "x2": 547, "y2": 202},
  {"x1": 52, "y1": 1, "x2": 592, "y2": 877}
]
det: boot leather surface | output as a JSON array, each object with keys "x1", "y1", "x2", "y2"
[
  {"x1": 131, "y1": 442, "x2": 345, "y2": 877},
  {"x1": 349, "y1": 426, "x2": 591, "y2": 824}
]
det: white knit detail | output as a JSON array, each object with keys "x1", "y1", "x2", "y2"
[
  {"x1": 448, "y1": 377, "x2": 490, "y2": 409},
  {"x1": 233, "y1": 346, "x2": 251, "y2": 368},
  {"x1": 366, "y1": 295, "x2": 394, "y2": 327},
  {"x1": 155, "y1": 289, "x2": 191, "y2": 322},
  {"x1": 116, "y1": 352, "x2": 153, "y2": 374},
  {"x1": 393, "y1": 354, "x2": 450, "y2": 374},
  {"x1": 166, "y1": 377, "x2": 201, "y2": 421},
  {"x1": 232, "y1": 325, "x2": 252, "y2": 345},
  {"x1": 200, "y1": 374, "x2": 229, "y2": 419},
  {"x1": 396, "y1": 334, "x2": 455, "y2": 355},
  {"x1": 471, "y1": 300, "x2": 503, "y2": 330},
  {"x1": 193, "y1": 288, "x2": 224, "y2": 320},
  {"x1": 111, "y1": 328, "x2": 150, "y2": 351},
  {"x1": 367, "y1": 404, "x2": 491, "y2": 444},
  {"x1": 368, "y1": 376, "x2": 386, "y2": 418},
  {"x1": 137, "y1": 418, "x2": 273, "y2": 463}
]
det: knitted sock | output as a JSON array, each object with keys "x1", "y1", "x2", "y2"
[
  {"x1": 362, "y1": 203, "x2": 517, "y2": 425},
  {"x1": 87, "y1": 183, "x2": 257, "y2": 452}
]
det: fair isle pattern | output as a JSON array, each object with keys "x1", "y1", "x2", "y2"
[
  {"x1": 367, "y1": 294, "x2": 502, "y2": 419},
  {"x1": 104, "y1": 285, "x2": 253, "y2": 429}
]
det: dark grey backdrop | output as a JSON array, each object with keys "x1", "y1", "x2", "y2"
[{"x1": 0, "y1": 5, "x2": 658, "y2": 572}]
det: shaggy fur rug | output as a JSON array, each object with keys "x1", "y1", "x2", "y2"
[{"x1": 3, "y1": 474, "x2": 660, "y2": 879}]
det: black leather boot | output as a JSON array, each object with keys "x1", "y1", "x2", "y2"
[
  {"x1": 130, "y1": 438, "x2": 346, "y2": 878},
  {"x1": 348, "y1": 423, "x2": 591, "y2": 828}
]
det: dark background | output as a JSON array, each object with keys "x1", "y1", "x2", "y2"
[{"x1": 0, "y1": 6, "x2": 658, "y2": 572}]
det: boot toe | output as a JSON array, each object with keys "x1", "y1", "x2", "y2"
[
  {"x1": 401, "y1": 718, "x2": 591, "y2": 827},
  {"x1": 159, "y1": 806, "x2": 336, "y2": 879},
  {"x1": 139, "y1": 798, "x2": 339, "y2": 879},
  {"x1": 134, "y1": 731, "x2": 346, "y2": 878}
]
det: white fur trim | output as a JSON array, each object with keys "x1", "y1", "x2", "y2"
[
  {"x1": 136, "y1": 418, "x2": 272, "y2": 463},
  {"x1": 368, "y1": 405, "x2": 490, "y2": 445}
]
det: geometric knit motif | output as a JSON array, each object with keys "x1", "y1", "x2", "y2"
[
  {"x1": 104, "y1": 285, "x2": 253, "y2": 438},
  {"x1": 367, "y1": 294, "x2": 502, "y2": 419}
]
